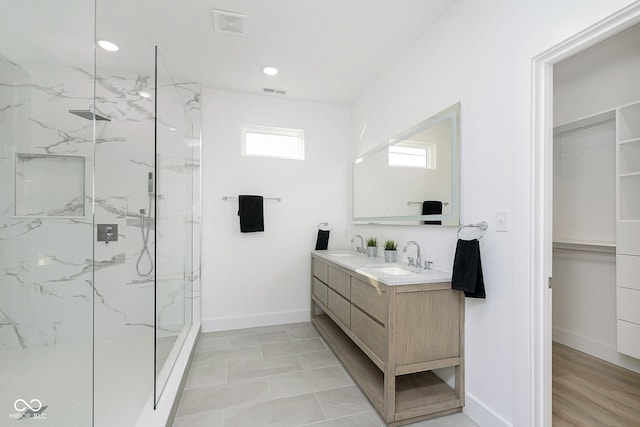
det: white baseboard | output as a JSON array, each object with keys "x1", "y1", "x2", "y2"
[
  {"x1": 202, "y1": 309, "x2": 311, "y2": 333},
  {"x1": 464, "y1": 393, "x2": 511, "y2": 427},
  {"x1": 553, "y1": 326, "x2": 640, "y2": 374}
]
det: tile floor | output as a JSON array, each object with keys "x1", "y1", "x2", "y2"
[{"x1": 173, "y1": 322, "x2": 478, "y2": 427}]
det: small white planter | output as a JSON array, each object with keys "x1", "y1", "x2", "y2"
[
  {"x1": 384, "y1": 250, "x2": 397, "y2": 263},
  {"x1": 366, "y1": 246, "x2": 378, "y2": 257}
]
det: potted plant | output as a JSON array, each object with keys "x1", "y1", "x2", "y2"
[
  {"x1": 384, "y1": 240, "x2": 397, "y2": 263},
  {"x1": 366, "y1": 237, "x2": 378, "y2": 257}
]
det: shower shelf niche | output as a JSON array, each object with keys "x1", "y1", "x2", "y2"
[{"x1": 15, "y1": 153, "x2": 86, "y2": 218}]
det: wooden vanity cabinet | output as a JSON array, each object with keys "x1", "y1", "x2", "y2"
[{"x1": 310, "y1": 255, "x2": 464, "y2": 426}]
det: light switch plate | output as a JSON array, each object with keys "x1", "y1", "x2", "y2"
[{"x1": 496, "y1": 210, "x2": 509, "y2": 232}]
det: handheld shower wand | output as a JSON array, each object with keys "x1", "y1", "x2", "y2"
[{"x1": 136, "y1": 172, "x2": 154, "y2": 276}]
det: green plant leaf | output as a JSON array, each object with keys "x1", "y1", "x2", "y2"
[{"x1": 384, "y1": 239, "x2": 397, "y2": 250}]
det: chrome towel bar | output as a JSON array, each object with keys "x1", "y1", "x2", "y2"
[{"x1": 222, "y1": 196, "x2": 281, "y2": 202}]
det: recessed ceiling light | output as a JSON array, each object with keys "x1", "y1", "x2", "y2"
[
  {"x1": 168, "y1": 127, "x2": 177, "y2": 131},
  {"x1": 98, "y1": 40, "x2": 119, "y2": 52},
  {"x1": 138, "y1": 90, "x2": 152, "y2": 98},
  {"x1": 262, "y1": 66, "x2": 279, "y2": 76}
]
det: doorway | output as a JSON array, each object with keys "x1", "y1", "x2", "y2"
[
  {"x1": 552, "y1": 23, "x2": 640, "y2": 422},
  {"x1": 532, "y1": 3, "x2": 640, "y2": 425}
]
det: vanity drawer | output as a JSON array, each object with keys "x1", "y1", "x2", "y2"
[
  {"x1": 351, "y1": 306, "x2": 385, "y2": 361},
  {"x1": 351, "y1": 277, "x2": 386, "y2": 324},
  {"x1": 328, "y1": 288, "x2": 350, "y2": 327},
  {"x1": 313, "y1": 278, "x2": 328, "y2": 306},
  {"x1": 328, "y1": 266, "x2": 350, "y2": 299},
  {"x1": 313, "y1": 258, "x2": 329, "y2": 283}
]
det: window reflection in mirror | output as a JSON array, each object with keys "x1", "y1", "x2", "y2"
[{"x1": 353, "y1": 103, "x2": 460, "y2": 226}]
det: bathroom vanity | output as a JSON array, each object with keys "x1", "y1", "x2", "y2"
[{"x1": 310, "y1": 251, "x2": 464, "y2": 426}]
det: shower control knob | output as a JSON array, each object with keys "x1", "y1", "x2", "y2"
[{"x1": 97, "y1": 224, "x2": 118, "y2": 243}]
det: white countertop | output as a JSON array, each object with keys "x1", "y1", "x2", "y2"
[{"x1": 312, "y1": 250, "x2": 452, "y2": 286}]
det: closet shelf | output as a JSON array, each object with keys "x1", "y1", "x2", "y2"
[
  {"x1": 553, "y1": 241, "x2": 616, "y2": 254},
  {"x1": 553, "y1": 240, "x2": 615, "y2": 247},
  {"x1": 618, "y1": 137, "x2": 640, "y2": 146},
  {"x1": 553, "y1": 109, "x2": 615, "y2": 135},
  {"x1": 619, "y1": 172, "x2": 640, "y2": 178}
]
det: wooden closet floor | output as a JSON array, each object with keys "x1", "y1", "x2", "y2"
[{"x1": 553, "y1": 342, "x2": 640, "y2": 426}]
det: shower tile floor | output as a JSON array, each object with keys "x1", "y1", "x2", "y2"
[
  {"x1": 1, "y1": 335, "x2": 163, "y2": 427},
  {"x1": 1, "y1": 341, "x2": 93, "y2": 427},
  {"x1": 173, "y1": 322, "x2": 478, "y2": 427}
]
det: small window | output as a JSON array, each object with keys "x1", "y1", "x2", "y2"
[
  {"x1": 241, "y1": 125, "x2": 305, "y2": 160},
  {"x1": 388, "y1": 143, "x2": 436, "y2": 169}
]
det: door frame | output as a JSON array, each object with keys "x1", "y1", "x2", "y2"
[{"x1": 531, "y1": 3, "x2": 640, "y2": 425}]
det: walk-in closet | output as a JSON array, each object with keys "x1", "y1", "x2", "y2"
[{"x1": 551, "y1": 21, "x2": 640, "y2": 425}]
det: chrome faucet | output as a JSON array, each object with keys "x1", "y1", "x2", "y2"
[
  {"x1": 351, "y1": 234, "x2": 365, "y2": 254},
  {"x1": 403, "y1": 240, "x2": 422, "y2": 269}
]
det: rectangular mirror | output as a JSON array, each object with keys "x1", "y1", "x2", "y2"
[{"x1": 353, "y1": 102, "x2": 460, "y2": 225}]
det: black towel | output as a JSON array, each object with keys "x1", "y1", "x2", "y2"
[
  {"x1": 238, "y1": 195, "x2": 264, "y2": 233},
  {"x1": 315, "y1": 229, "x2": 330, "y2": 250},
  {"x1": 422, "y1": 200, "x2": 442, "y2": 225},
  {"x1": 451, "y1": 239, "x2": 486, "y2": 298}
]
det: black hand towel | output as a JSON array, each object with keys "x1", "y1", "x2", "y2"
[
  {"x1": 422, "y1": 200, "x2": 442, "y2": 225},
  {"x1": 238, "y1": 195, "x2": 264, "y2": 233},
  {"x1": 451, "y1": 238, "x2": 486, "y2": 298},
  {"x1": 315, "y1": 229, "x2": 330, "y2": 250}
]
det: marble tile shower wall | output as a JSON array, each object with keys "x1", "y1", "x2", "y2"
[
  {"x1": 0, "y1": 55, "x2": 200, "y2": 350},
  {"x1": 0, "y1": 57, "x2": 95, "y2": 349}
]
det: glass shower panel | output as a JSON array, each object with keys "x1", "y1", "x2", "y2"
[
  {"x1": 154, "y1": 47, "x2": 198, "y2": 402},
  {"x1": 93, "y1": 9, "x2": 156, "y2": 425},
  {"x1": 0, "y1": 1, "x2": 94, "y2": 425}
]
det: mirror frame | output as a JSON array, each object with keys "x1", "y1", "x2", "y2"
[{"x1": 352, "y1": 102, "x2": 460, "y2": 225}]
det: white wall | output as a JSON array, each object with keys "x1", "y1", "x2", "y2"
[
  {"x1": 551, "y1": 248, "x2": 640, "y2": 374},
  {"x1": 350, "y1": 1, "x2": 638, "y2": 426},
  {"x1": 553, "y1": 122, "x2": 616, "y2": 244},
  {"x1": 201, "y1": 89, "x2": 352, "y2": 331},
  {"x1": 552, "y1": 251, "x2": 616, "y2": 344},
  {"x1": 554, "y1": 22, "x2": 640, "y2": 125}
]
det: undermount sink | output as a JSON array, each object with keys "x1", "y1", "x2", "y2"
[
  {"x1": 368, "y1": 266, "x2": 415, "y2": 275},
  {"x1": 360, "y1": 264, "x2": 452, "y2": 282},
  {"x1": 314, "y1": 252, "x2": 451, "y2": 285}
]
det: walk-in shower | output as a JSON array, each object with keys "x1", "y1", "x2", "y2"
[{"x1": 1, "y1": 2, "x2": 201, "y2": 426}]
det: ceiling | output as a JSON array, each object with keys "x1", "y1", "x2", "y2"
[{"x1": 2, "y1": 0, "x2": 456, "y2": 105}]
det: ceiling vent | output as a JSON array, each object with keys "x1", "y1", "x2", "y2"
[
  {"x1": 262, "y1": 87, "x2": 287, "y2": 95},
  {"x1": 211, "y1": 9, "x2": 247, "y2": 35}
]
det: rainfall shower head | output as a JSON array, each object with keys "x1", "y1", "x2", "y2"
[{"x1": 69, "y1": 109, "x2": 111, "y2": 121}]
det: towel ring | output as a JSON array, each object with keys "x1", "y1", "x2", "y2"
[
  {"x1": 457, "y1": 221, "x2": 488, "y2": 240},
  {"x1": 318, "y1": 222, "x2": 332, "y2": 231}
]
